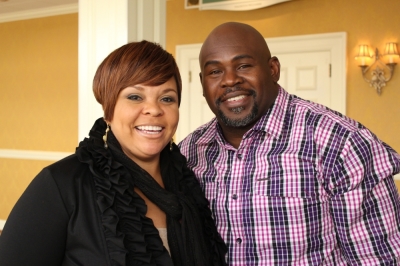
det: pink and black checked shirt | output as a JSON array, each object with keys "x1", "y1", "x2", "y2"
[{"x1": 179, "y1": 87, "x2": 400, "y2": 265}]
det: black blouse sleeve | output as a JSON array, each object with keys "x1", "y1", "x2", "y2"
[{"x1": 0, "y1": 169, "x2": 69, "y2": 266}]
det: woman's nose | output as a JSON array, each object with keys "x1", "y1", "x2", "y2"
[{"x1": 142, "y1": 101, "x2": 163, "y2": 116}]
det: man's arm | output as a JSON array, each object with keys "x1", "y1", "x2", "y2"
[{"x1": 329, "y1": 129, "x2": 400, "y2": 265}]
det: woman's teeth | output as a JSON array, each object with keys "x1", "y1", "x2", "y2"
[
  {"x1": 136, "y1": 126, "x2": 162, "y2": 134},
  {"x1": 227, "y1": 95, "x2": 246, "y2": 102}
]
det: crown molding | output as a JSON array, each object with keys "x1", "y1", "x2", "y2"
[
  {"x1": 0, "y1": 3, "x2": 78, "y2": 23},
  {"x1": 0, "y1": 149, "x2": 71, "y2": 161}
]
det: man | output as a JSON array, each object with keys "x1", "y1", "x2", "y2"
[{"x1": 178, "y1": 22, "x2": 400, "y2": 265}]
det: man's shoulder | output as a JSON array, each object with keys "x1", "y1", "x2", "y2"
[
  {"x1": 179, "y1": 118, "x2": 218, "y2": 147},
  {"x1": 288, "y1": 94, "x2": 363, "y2": 133}
]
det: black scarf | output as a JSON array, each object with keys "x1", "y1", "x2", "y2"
[{"x1": 76, "y1": 118, "x2": 227, "y2": 266}]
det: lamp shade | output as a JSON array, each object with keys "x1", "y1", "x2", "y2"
[
  {"x1": 355, "y1": 45, "x2": 371, "y2": 58},
  {"x1": 355, "y1": 45, "x2": 371, "y2": 66},
  {"x1": 384, "y1": 43, "x2": 399, "y2": 63},
  {"x1": 384, "y1": 43, "x2": 399, "y2": 56}
]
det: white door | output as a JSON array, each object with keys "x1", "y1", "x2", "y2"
[
  {"x1": 176, "y1": 32, "x2": 346, "y2": 142},
  {"x1": 278, "y1": 51, "x2": 331, "y2": 106},
  {"x1": 188, "y1": 58, "x2": 215, "y2": 130}
]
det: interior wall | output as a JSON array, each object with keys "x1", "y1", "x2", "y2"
[
  {"x1": 1, "y1": 0, "x2": 400, "y2": 220},
  {"x1": 166, "y1": 0, "x2": 400, "y2": 153},
  {"x1": 0, "y1": 14, "x2": 78, "y2": 219},
  {"x1": 166, "y1": 0, "x2": 400, "y2": 192}
]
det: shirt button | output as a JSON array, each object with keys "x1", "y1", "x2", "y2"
[
  {"x1": 237, "y1": 154, "x2": 242, "y2": 159},
  {"x1": 232, "y1": 194, "x2": 238, "y2": 200},
  {"x1": 236, "y1": 238, "x2": 242, "y2": 244}
]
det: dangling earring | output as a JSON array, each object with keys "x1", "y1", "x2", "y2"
[
  {"x1": 170, "y1": 139, "x2": 174, "y2": 151},
  {"x1": 103, "y1": 123, "x2": 110, "y2": 149}
]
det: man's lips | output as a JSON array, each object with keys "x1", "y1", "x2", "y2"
[
  {"x1": 226, "y1": 95, "x2": 246, "y2": 102},
  {"x1": 220, "y1": 91, "x2": 251, "y2": 103}
]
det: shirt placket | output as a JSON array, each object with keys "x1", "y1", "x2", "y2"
[{"x1": 227, "y1": 138, "x2": 251, "y2": 262}]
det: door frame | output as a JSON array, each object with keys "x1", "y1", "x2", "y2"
[{"x1": 175, "y1": 32, "x2": 347, "y2": 142}]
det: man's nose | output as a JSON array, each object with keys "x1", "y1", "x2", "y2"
[{"x1": 221, "y1": 69, "x2": 244, "y2": 88}]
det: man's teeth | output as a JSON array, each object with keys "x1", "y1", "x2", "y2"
[
  {"x1": 227, "y1": 95, "x2": 246, "y2": 102},
  {"x1": 136, "y1": 126, "x2": 162, "y2": 132}
]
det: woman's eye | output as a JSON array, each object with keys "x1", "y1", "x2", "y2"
[
  {"x1": 127, "y1": 95, "x2": 141, "y2": 101},
  {"x1": 161, "y1": 96, "x2": 176, "y2": 103}
]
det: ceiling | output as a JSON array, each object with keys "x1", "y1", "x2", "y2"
[{"x1": 0, "y1": 0, "x2": 77, "y2": 15}]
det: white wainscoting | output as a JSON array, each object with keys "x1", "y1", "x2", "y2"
[
  {"x1": 0, "y1": 219, "x2": 5, "y2": 231},
  {"x1": 0, "y1": 149, "x2": 71, "y2": 161}
]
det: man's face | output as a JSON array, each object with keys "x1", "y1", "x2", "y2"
[{"x1": 199, "y1": 33, "x2": 279, "y2": 130}]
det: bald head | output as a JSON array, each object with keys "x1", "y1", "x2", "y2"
[
  {"x1": 198, "y1": 22, "x2": 280, "y2": 145},
  {"x1": 200, "y1": 22, "x2": 271, "y2": 67}
]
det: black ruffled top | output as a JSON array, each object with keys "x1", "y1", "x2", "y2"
[{"x1": 75, "y1": 118, "x2": 227, "y2": 266}]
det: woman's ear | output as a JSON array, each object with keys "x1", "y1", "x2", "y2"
[{"x1": 270, "y1": 56, "x2": 280, "y2": 83}]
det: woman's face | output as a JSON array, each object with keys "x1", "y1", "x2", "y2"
[{"x1": 109, "y1": 77, "x2": 179, "y2": 164}]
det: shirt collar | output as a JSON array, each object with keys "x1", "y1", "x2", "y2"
[{"x1": 250, "y1": 86, "x2": 288, "y2": 139}]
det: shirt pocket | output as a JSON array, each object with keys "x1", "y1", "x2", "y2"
[
  {"x1": 252, "y1": 153, "x2": 321, "y2": 199},
  {"x1": 253, "y1": 172, "x2": 320, "y2": 199}
]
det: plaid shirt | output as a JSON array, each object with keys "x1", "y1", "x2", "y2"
[{"x1": 179, "y1": 88, "x2": 400, "y2": 265}]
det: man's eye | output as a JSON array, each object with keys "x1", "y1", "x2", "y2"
[
  {"x1": 238, "y1": 64, "x2": 250, "y2": 69},
  {"x1": 127, "y1": 95, "x2": 141, "y2": 101},
  {"x1": 210, "y1": 69, "x2": 221, "y2": 75}
]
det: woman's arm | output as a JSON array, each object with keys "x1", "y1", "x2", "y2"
[{"x1": 0, "y1": 169, "x2": 69, "y2": 266}]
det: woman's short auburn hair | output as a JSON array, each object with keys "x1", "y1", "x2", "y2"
[{"x1": 93, "y1": 40, "x2": 182, "y2": 121}]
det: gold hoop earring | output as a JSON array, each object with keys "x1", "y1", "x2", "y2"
[
  {"x1": 103, "y1": 123, "x2": 110, "y2": 149},
  {"x1": 170, "y1": 139, "x2": 174, "y2": 151}
]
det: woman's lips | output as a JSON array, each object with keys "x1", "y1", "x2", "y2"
[{"x1": 135, "y1": 125, "x2": 163, "y2": 135}]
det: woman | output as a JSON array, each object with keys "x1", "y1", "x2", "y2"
[{"x1": 0, "y1": 41, "x2": 227, "y2": 265}]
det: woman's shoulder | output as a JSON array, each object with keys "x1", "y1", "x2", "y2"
[
  {"x1": 44, "y1": 154, "x2": 88, "y2": 178},
  {"x1": 39, "y1": 154, "x2": 92, "y2": 193}
]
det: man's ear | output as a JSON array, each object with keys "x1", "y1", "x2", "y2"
[
  {"x1": 199, "y1": 72, "x2": 205, "y2": 96},
  {"x1": 270, "y1": 56, "x2": 280, "y2": 83}
]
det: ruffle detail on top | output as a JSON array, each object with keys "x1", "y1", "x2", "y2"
[
  {"x1": 166, "y1": 145, "x2": 228, "y2": 266},
  {"x1": 76, "y1": 118, "x2": 172, "y2": 266}
]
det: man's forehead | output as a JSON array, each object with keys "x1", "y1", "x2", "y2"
[{"x1": 201, "y1": 42, "x2": 255, "y2": 61}]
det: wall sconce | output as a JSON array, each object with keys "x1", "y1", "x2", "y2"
[{"x1": 355, "y1": 42, "x2": 399, "y2": 95}]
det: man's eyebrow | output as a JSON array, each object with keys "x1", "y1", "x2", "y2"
[
  {"x1": 203, "y1": 54, "x2": 254, "y2": 69},
  {"x1": 203, "y1": 60, "x2": 220, "y2": 69},
  {"x1": 232, "y1": 54, "x2": 254, "y2": 61}
]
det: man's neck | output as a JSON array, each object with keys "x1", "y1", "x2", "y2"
[{"x1": 219, "y1": 123, "x2": 251, "y2": 149}]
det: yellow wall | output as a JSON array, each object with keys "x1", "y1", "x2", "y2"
[
  {"x1": 166, "y1": 0, "x2": 400, "y2": 192},
  {"x1": 1, "y1": 0, "x2": 400, "y2": 219},
  {"x1": 0, "y1": 14, "x2": 78, "y2": 219},
  {"x1": 166, "y1": 0, "x2": 400, "y2": 152}
]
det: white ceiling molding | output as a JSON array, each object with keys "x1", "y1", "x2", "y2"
[
  {"x1": 185, "y1": 0, "x2": 292, "y2": 11},
  {"x1": 0, "y1": 3, "x2": 78, "y2": 23}
]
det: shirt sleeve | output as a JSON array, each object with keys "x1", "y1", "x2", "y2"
[
  {"x1": 0, "y1": 168, "x2": 69, "y2": 266},
  {"x1": 328, "y1": 128, "x2": 400, "y2": 265}
]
